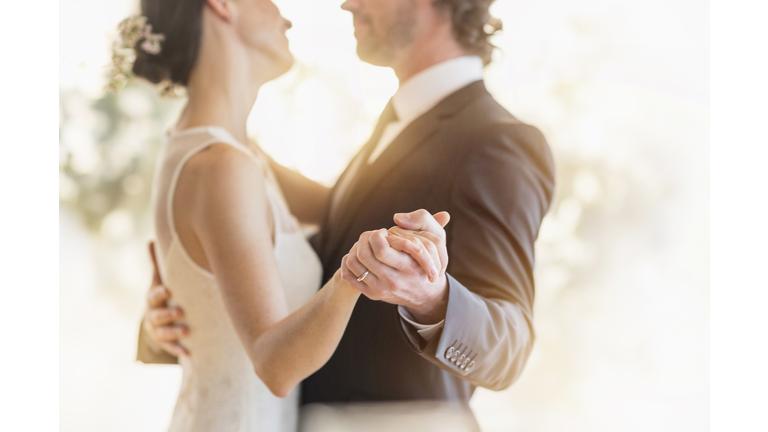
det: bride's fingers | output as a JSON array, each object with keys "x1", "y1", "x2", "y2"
[
  {"x1": 344, "y1": 244, "x2": 368, "y2": 278},
  {"x1": 413, "y1": 231, "x2": 448, "y2": 275},
  {"x1": 160, "y1": 341, "x2": 190, "y2": 358},
  {"x1": 389, "y1": 228, "x2": 448, "y2": 275},
  {"x1": 153, "y1": 324, "x2": 190, "y2": 341},
  {"x1": 340, "y1": 255, "x2": 379, "y2": 300},
  {"x1": 386, "y1": 233, "x2": 422, "y2": 256},
  {"x1": 387, "y1": 235, "x2": 437, "y2": 281},
  {"x1": 367, "y1": 230, "x2": 416, "y2": 272},
  {"x1": 417, "y1": 236, "x2": 442, "y2": 278},
  {"x1": 147, "y1": 306, "x2": 184, "y2": 327},
  {"x1": 148, "y1": 284, "x2": 171, "y2": 308}
]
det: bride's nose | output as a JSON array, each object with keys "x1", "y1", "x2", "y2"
[{"x1": 284, "y1": 19, "x2": 292, "y2": 30}]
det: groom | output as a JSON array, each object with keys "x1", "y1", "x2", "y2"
[{"x1": 139, "y1": 0, "x2": 554, "y2": 406}]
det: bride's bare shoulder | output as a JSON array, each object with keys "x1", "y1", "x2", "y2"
[{"x1": 177, "y1": 142, "x2": 267, "y2": 209}]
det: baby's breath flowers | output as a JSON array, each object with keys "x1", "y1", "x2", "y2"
[{"x1": 106, "y1": 15, "x2": 166, "y2": 94}]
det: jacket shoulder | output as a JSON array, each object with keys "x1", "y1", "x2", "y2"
[{"x1": 448, "y1": 93, "x2": 553, "y2": 169}]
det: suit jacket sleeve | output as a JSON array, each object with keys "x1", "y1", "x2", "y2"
[
  {"x1": 136, "y1": 318, "x2": 179, "y2": 364},
  {"x1": 400, "y1": 122, "x2": 555, "y2": 391}
]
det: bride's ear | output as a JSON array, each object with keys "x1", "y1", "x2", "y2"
[{"x1": 206, "y1": 0, "x2": 237, "y2": 22}]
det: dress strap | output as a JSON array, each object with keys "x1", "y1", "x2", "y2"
[{"x1": 164, "y1": 127, "x2": 280, "y2": 249}]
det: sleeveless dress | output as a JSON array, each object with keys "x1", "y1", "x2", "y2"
[{"x1": 150, "y1": 126, "x2": 322, "y2": 432}]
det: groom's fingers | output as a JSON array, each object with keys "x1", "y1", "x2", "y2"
[
  {"x1": 433, "y1": 211, "x2": 450, "y2": 228},
  {"x1": 393, "y1": 209, "x2": 449, "y2": 238}
]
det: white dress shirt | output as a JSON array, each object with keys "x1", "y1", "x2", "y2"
[
  {"x1": 367, "y1": 55, "x2": 484, "y2": 164},
  {"x1": 329, "y1": 56, "x2": 483, "y2": 224},
  {"x1": 367, "y1": 56, "x2": 484, "y2": 341}
]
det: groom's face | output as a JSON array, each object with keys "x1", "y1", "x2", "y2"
[{"x1": 341, "y1": 0, "x2": 419, "y2": 67}]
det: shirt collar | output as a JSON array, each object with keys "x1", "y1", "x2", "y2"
[{"x1": 392, "y1": 56, "x2": 484, "y2": 124}]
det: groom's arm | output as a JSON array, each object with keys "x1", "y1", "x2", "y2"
[
  {"x1": 265, "y1": 155, "x2": 331, "y2": 225},
  {"x1": 408, "y1": 123, "x2": 554, "y2": 390},
  {"x1": 344, "y1": 123, "x2": 554, "y2": 390}
]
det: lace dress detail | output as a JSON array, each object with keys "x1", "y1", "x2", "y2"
[{"x1": 150, "y1": 126, "x2": 322, "y2": 432}]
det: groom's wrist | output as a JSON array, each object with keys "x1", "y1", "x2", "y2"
[{"x1": 406, "y1": 275, "x2": 449, "y2": 324}]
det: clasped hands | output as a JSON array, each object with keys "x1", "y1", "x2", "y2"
[
  {"x1": 143, "y1": 209, "x2": 451, "y2": 358},
  {"x1": 340, "y1": 209, "x2": 451, "y2": 325}
]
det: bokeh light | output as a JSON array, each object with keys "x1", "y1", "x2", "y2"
[{"x1": 59, "y1": 0, "x2": 708, "y2": 431}]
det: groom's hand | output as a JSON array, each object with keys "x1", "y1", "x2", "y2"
[
  {"x1": 143, "y1": 242, "x2": 190, "y2": 357},
  {"x1": 341, "y1": 210, "x2": 451, "y2": 324}
]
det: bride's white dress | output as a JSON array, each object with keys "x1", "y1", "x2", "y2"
[{"x1": 151, "y1": 126, "x2": 322, "y2": 432}]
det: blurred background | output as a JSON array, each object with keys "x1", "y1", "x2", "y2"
[{"x1": 59, "y1": 0, "x2": 709, "y2": 430}]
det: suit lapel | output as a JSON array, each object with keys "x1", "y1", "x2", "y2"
[{"x1": 323, "y1": 80, "x2": 490, "y2": 262}]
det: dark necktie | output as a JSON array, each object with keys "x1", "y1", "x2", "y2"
[{"x1": 328, "y1": 100, "x2": 398, "y2": 221}]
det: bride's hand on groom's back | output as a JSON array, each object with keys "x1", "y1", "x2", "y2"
[
  {"x1": 143, "y1": 242, "x2": 190, "y2": 358},
  {"x1": 340, "y1": 210, "x2": 452, "y2": 324}
]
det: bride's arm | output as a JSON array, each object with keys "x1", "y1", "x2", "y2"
[{"x1": 179, "y1": 144, "x2": 357, "y2": 398}]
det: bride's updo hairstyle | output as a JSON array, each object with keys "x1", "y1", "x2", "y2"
[{"x1": 132, "y1": 0, "x2": 207, "y2": 87}]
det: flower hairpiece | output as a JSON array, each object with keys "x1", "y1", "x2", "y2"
[{"x1": 105, "y1": 15, "x2": 166, "y2": 94}]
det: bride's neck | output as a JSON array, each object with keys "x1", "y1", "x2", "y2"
[{"x1": 176, "y1": 46, "x2": 267, "y2": 145}]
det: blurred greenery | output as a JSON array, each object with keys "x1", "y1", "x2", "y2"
[{"x1": 60, "y1": 82, "x2": 182, "y2": 232}]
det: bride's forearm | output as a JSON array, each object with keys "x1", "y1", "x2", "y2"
[{"x1": 247, "y1": 270, "x2": 359, "y2": 397}]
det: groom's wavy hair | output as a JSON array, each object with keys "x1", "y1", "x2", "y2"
[
  {"x1": 432, "y1": 0, "x2": 503, "y2": 66},
  {"x1": 132, "y1": 0, "x2": 207, "y2": 87}
]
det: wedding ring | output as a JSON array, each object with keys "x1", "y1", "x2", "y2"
[{"x1": 357, "y1": 270, "x2": 370, "y2": 282}]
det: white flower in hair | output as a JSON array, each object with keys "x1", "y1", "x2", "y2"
[
  {"x1": 105, "y1": 15, "x2": 166, "y2": 93},
  {"x1": 140, "y1": 24, "x2": 165, "y2": 55}
]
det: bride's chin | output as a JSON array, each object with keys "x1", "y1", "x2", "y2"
[{"x1": 273, "y1": 52, "x2": 295, "y2": 77}]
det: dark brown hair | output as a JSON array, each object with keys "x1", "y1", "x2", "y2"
[
  {"x1": 433, "y1": 0, "x2": 503, "y2": 66},
  {"x1": 132, "y1": 0, "x2": 207, "y2": 86}
]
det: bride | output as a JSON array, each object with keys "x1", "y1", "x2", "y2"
[{"x1": 113, "y1": 0, "x2": 444, "y2": 431}]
